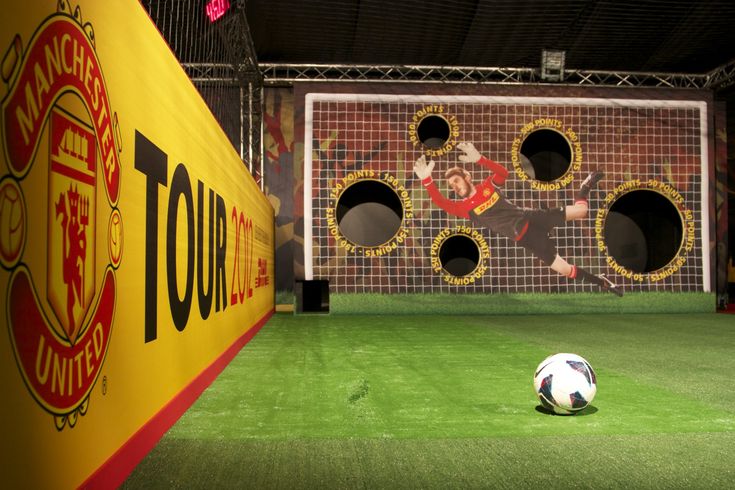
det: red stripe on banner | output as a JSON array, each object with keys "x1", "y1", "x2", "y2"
[{"x1": 80, "y1": 308, "x2": 274, "y2": 490}]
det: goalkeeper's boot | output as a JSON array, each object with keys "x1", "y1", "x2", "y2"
[{"x1": 597, "y1": 273, "x2": 623, "y2": 297}]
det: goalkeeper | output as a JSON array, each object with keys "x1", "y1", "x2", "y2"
[{"x1": 414, "y1": 141, "x2": 622, "y2": 296}]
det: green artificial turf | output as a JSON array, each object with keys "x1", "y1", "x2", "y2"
[
  {"x1": 124, "y1": 313, "x2": 735, "y2": 489},
  {"x1": 330, "y1": 292, "x2": 715, "y2": 315}
]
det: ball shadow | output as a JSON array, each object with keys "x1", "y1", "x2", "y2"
[{"x1": 535, "y1": 404, "x2": 598, "y2": 416}]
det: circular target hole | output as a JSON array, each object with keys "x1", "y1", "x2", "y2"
[
  {"x1": 417, "y1": 115, "x2": 451, "y2": 149},
  {"x1": 439, "y1": 234, "x2": 480, "y2": 277},
  {"x1": 603, "y1": 189, "x2": 683, "y2": 273},
  {"x1": 520, "y1": 129, "x2": 572, "y2": 182},
  {"x1": 336, "y1": 180, "x2": 403, "y2": 248}
]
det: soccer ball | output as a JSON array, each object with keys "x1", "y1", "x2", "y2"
[{"x1": 533, "y1": 353, "x2": 597, "y2": 415}]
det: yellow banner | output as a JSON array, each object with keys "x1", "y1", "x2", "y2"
[{"x1": 0, "y1": 1, "x2": 274, "y2": 487}]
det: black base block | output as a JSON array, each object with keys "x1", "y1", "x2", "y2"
[{"x1": 295, "y1": 280, "x2": 329, "y2": 313}]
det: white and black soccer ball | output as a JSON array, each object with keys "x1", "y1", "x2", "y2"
[{"x1": 533, "y1": 353, "x2": 597, "y2": 415}]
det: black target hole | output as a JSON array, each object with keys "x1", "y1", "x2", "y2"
[
  {"x1": 439, "y1": 234, "x2": 480, "y2": 276},
  {"x1": 336, "y1": 180, "x2": 403, "y2": 248},
  {"x1": 520, "y1": 129, "x2": 572, "y2": 182},
  {"x1": 417, "y1": 115, "x2": 451, "y2": 149},
  {"x1": 603, "y1": 189, "x2": 684, "y2": 273}
]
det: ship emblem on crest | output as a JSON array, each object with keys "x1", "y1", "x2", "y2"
[{"x1": 1, "y1": 2, "x2": 122, "y2": 430}]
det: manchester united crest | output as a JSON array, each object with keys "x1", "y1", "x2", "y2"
[{"x1": 1, "y1": 2, "x2": 122, "y2": 430}]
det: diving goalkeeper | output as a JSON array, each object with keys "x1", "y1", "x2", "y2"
[{"x1": 414, "y1": 141, "x2": 622, "y2": 296}]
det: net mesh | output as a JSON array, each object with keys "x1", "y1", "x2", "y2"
[
  {"x1": 307, "y1": 95, "x2": 705, "y2": 294},
  {"x1": 141, "y1": 0, "x2": 249, "y2": 176}
]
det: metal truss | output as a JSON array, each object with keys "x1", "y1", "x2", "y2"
[
  {"x1": 181, "y1": 63, "x2": 239, "y2": 83},
  {"x1": 259, "y1": 63, "x2": 715, "y2": 89},
  {"x1": 184, "y1": 60, "x2": 735, "y2": 92},
  {"x1": 562, "y1": 69, "x2": 709, "y2": 89},
  {"x1": 704, "y1": 58, "x2": 735, "y2": 91},
  {"x1": 209, "y1": 1, "x2": 264, "y2": 188},
  {"x1": 260, "y1": 64, "x2": 538, "y2": 85}
]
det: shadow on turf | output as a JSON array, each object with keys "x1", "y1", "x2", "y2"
[{"x1": 535, "y1": 404, "x2": 598, "y2": 416}]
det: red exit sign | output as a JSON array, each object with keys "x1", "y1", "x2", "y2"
[{"x1": 206, "y1": 0, "x2": 231, "y2": 23}]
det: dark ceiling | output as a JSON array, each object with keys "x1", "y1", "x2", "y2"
[{"x1": 244, "y1": 0, "x2": 735, "y2": 74}]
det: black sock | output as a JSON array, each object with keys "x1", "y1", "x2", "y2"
[
  {"x1": 575, "y1": 190, "x2": 590, "y2": 202},
  {"x1": 576, "y1": 171, "x2": 603, "y2": 201},
  {"x1": 576, "y1": 184, "x2": 592, "y2": 202},
  {"x1": 569, "y1": 265, "x2": 603, "y2": 286}
]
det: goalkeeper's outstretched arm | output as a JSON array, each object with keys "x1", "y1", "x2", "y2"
[
  {"x1": 457, "y1": 141, "x2": 508, "y2": 186},
  {"x1": 414, "y1": 154, "x2": 471, "y2": 219}
]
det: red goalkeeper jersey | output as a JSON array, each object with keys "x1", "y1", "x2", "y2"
[{"x1": 421, "y1": 157, "x2": 529, "y2": 240}]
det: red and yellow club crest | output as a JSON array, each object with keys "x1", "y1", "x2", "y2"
[{"x1": 1, "y1": 2, "x2": 122, "y2": 430}]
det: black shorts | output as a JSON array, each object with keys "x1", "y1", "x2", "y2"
[{"x1": 516, "y1": 207, "x2": 565, "y2": 264}]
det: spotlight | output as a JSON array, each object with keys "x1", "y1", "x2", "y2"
[{"x1": 541, "y1": 49, "x2": 566, "y2": 82}]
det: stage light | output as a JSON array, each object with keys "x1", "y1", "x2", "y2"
[{"x1": 541, "y1": 49, "x2": 566, "y2": 82}]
